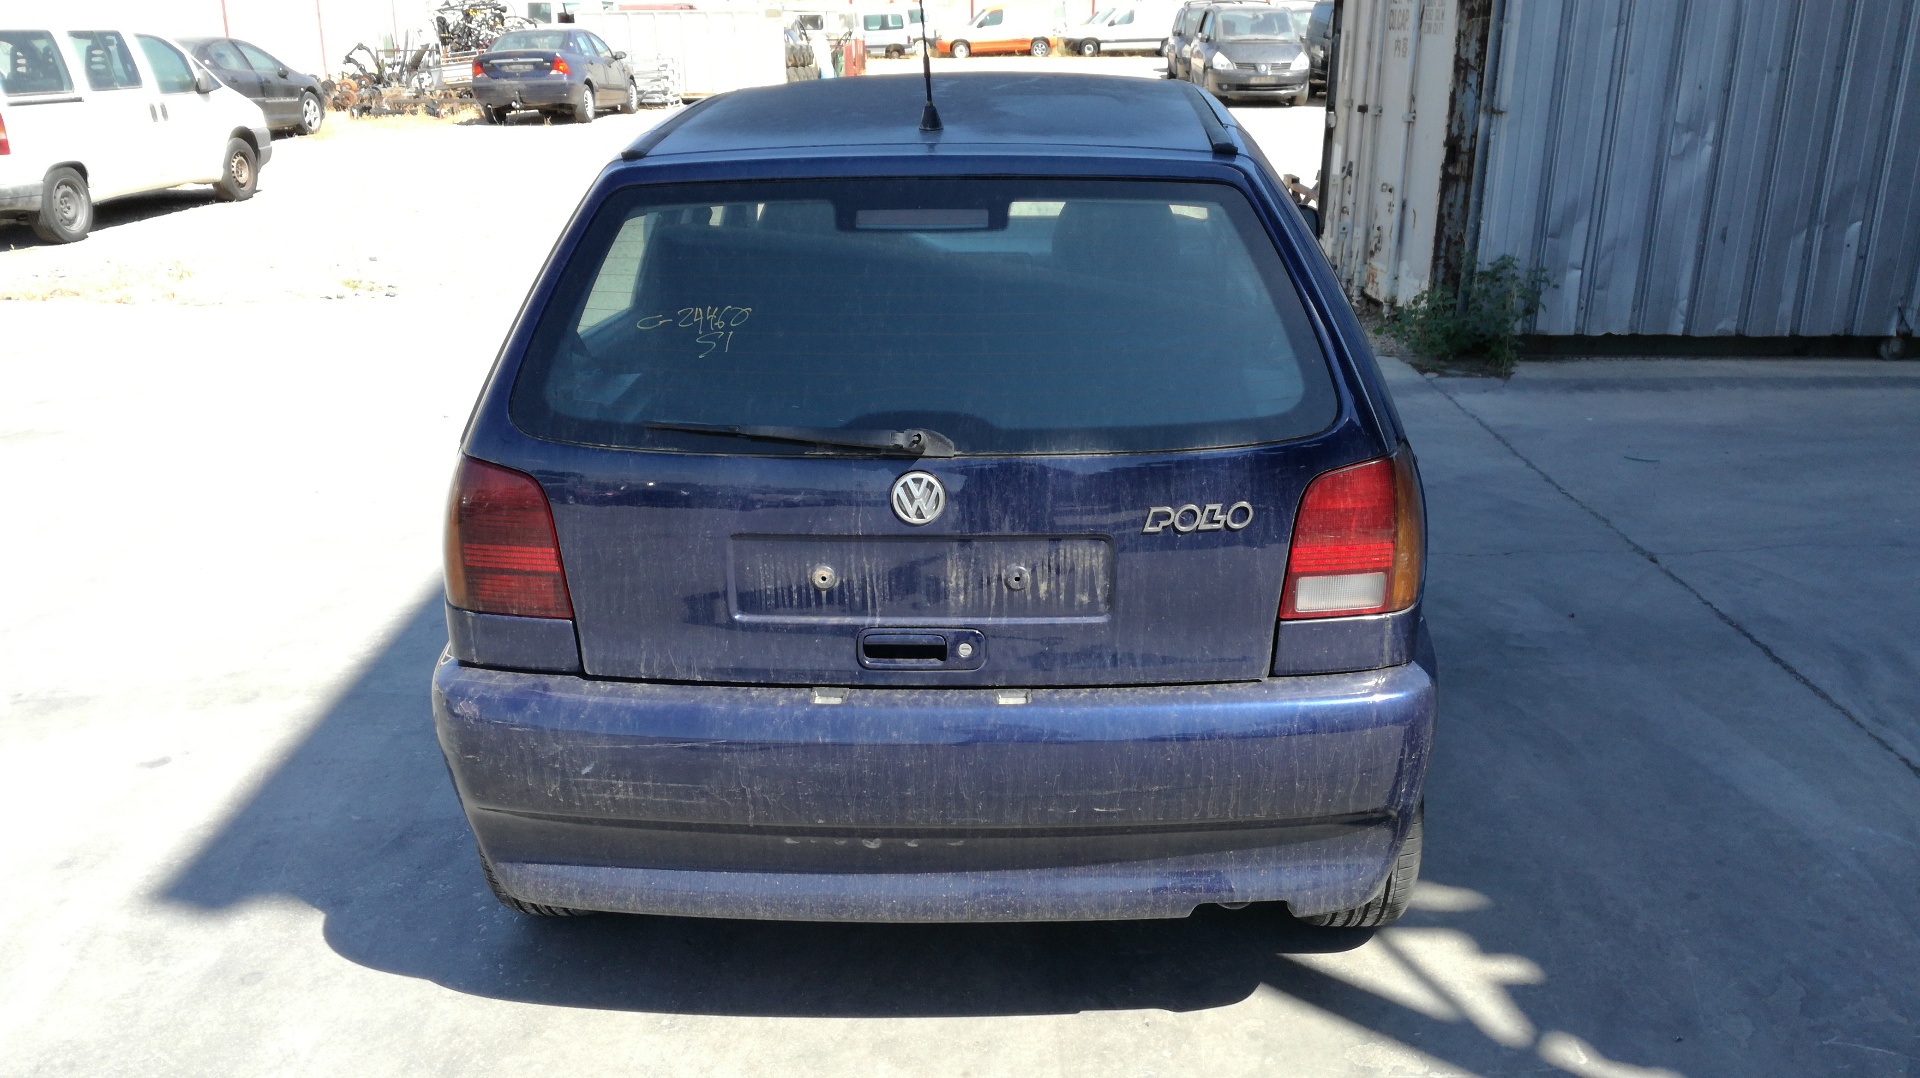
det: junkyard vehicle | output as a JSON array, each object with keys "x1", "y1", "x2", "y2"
[
  {"x1": 1065, "y1": 0, "x2": 1183, "y2": 56},
  {"x1": 0, "y1": 22, "x2": 272, "y2": 243},
  {"x1": 436, "y1": 72, "x2": 1434, "y2": 927},
  {"x1": 471, "y1": 28, "x2": 640, "y2": 123},
  {"x1": 1186, "y1": 3, "x2": 1312, "y2": 105},
  {"x1": 1163, "y1": 0, "x2": 1210, "y2": 79},
  {"x1": 860, "y1": 8, "x2": 923, "y2": 58},
  {"x1": 934, "y1": 7, "x2": 1059, "y2": 58},
  {"x1": 1306, "y1": 0, "x2": 1331, "y2": 91},
  {"x1": 179, "y1": 37, "x2": 326, "y2": 136}
]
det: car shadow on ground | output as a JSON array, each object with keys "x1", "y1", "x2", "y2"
[
  {"x1": 0, "y1": 188, "x2": 223, "y2": 249},
  {"x1": 157, "y1": 595, "x2": 1638, "y2": 1074}
]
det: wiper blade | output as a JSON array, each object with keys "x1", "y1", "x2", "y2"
[{"x1": 644, "y1": 422, "x2": 957, "y2": 457}]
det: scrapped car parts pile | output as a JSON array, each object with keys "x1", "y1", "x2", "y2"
[
  {"x1": 630, "y1": 57, "x2": 683, "y2": 107},
  {"x1": 324, "y1": 42, "x2": 460, "y2": 117},
  {"x1": 434, "y1": 1, "x2": 534, "y2": 54},
  {"x1": 326, "y1": 3, "x2": 547, "y2": 118}
]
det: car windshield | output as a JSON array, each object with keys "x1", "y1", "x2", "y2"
[
  {"x1": 511, "y1": 179, "x2": 1335, "y2": 456},
  {"x1": 1214, "y1": 9, "x2": 1299, "y2": 41},
  {"x1": 491, "y1": 30, "x2": 568, "y2": 51}
]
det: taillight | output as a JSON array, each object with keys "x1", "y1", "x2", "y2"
[
  {"x1": 445, "y1": 457, "x2": 574, "y2": 619},
  {"x1": 551, "y1": 55, "x2": 570, "y2": 75},
  {"x1": 0, "y1": 111, "x2": 10, "y2": 156},
  {"x1": 1279, "y1": 450, "x2": 1423, "y2": 619},
  {"x1": 472, "y1": 59, "x2": 485, "y2": 77}
]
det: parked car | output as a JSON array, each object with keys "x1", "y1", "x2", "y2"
[
  {"x1": 471, "y1": 28, "x2": 641, "y2": 124},
  {"x1": 435, "y1": 73, "x2": 1435, "y2": 928},
  {"x1": 1186, "y1": 3, "x2": 1312, "y2": 105},
  {"x1": 1163, "y1": 0, "x2": 1211, "y2": 79},
  {"x1": 1306, "y1": 0, "x2": 1332, "y2": 90},
  {"x1": 1067, "y1": 0, "x2": 1184, "y2": 56},
  {"x1": 1061, "y1": 8, "x2": 1116, "y2": 57},
  {"x1": 861, "y1": 8, "x2": 923, "y2": 58},
  {"x1": 934, "y1": 7, "x2": 1059, "y2": 58},
  {"x1": 0, "y1": 23, "x2": 272, "y2": 243},
  {"x1": 178, "y1": 36, "x2": 324, "y2": 136}
]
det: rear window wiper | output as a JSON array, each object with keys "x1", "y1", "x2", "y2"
[{"x1": 644, "y1": 422, "x2": 957, "y2": 457}]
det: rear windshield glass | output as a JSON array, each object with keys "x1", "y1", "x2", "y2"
[
  {"x1": 491, "y1": 31, "x2": 569, "y2": 51},
  {"x1": 510, "y1": 179, "x2": 1335, "y2": 457},
  {"x1": 0, "y1": 30, "x2": 72, "y2": 95}
]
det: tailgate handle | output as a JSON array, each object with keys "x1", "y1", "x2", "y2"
[
  {"x1": 856, "y1": 628, "x2": 986, "y2": 671},
  {"x1": 861, "y1": 633, "x2": 947, "y2": 665}
]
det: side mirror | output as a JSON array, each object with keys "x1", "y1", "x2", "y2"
[
  {"x1": 276, "y1": 66, "x2": 289, "y2": 78},
  {"x1": 1298, "y1": 206, "x2": 1321, "y2": 234},
  {"x1": 195, "y1": 69, "x2": 218, "y2": 94},
  {"x1": 613, "y1": 50, "x2": 627, "y2": 59}
]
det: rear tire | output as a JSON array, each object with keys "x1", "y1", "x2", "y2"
[
  {"x1": 297, "y1": 91, "x2": 325, "y2": 135},
  {"x1": 1029, "y1": 37, "x2": 1051, "y2": 57},
  {"x1": 950, "y1": 40, "x2": 971, "y2": 58},
  {"x1": 1301, "y1": 805, "x2": 1422, "y2": 928},
  {"x1": 30, "y1": 167, "x2": 92, "y2": 244},
  {"x1": 1078, "y1": 39, "x2": 1099, "y2": 56},
  {"x1": 572, "y1": 82, "x2": 596, "y2": 123},
  {"x1": 620, "y1": 79, "x2": 640, "y2": 113},
  {"x1": 211, "y1": 138, "x2": 257, "y2": 202},
  {"x1": 481, "y1": 104, "x2": 509, "y2": 124},
  {"x1": 480, "y1": 852, "x2": 593, "y2": 918}
]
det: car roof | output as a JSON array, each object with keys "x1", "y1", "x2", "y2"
[{"x1": 634, "y1": 73, "x2": 1221, "y2": 158}]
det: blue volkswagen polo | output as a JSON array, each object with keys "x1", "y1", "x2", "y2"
[{"x1": 433, "y1": 73, "x2": 1435, "y2": 927}]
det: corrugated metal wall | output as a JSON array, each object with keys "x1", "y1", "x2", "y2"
[{"x1": 1325, "y1": 0, "x2": 1920, "y2": 339}]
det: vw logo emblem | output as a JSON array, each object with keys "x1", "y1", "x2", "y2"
[{"x1": 891, "y1": 471, "x2": 946, "y2": 525}]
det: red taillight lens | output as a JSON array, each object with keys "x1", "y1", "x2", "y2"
[
  {"x1": 445, "y1": 457, "x2": 574, "y2": 619},
  {"x1": 1279, "y1": 450, "x2": 1424, "y2": 619},
  {"x1": 551, "y1": 55, "x2": 570, "y2": 75},
  {"x1": 472, "y1": 59, "x2": 485, "y2": 77},
  {"x1": 0, "y1": 111, "x2": 10, "y2": 156}
]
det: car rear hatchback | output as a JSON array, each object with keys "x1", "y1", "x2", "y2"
[{"x1": 433, "y1": 73, "x2": 1435, "y2": 925}]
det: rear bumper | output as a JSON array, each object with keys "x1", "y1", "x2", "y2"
[
  {"x1": 433, "y1": 655, "x2": 1435, "y2": 922},
  {"x1": 472, "y1": 75, "x2": 579, "y2": 108}
]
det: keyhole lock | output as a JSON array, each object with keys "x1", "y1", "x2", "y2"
[
  {"x1": 956, "y1": 642, "x2": 974, "y2": 659},
  {"x1": 810, "y1": 564, "x2": 838, "y2": 591},
  {"x1": 1003, "y1": 565, "x2": 1030, "y2": 591}
]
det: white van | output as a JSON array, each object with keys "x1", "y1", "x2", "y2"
[
  {"x1": 0, "y1": 20, "x2": 273, "y2": 244},
  {"x1": 860, "y1": 8, "x2": 923, "y2": 58},
  {"x1": 1066, "y1": 0, "x2": 1185, "y2": 55}
]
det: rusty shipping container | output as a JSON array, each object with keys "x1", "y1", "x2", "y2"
[{"x1": 1320, "y1": 0, "x2": 1920, "y2": 342}]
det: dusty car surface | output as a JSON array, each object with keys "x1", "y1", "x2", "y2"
[{"x1": 434, "y1": 73, "x2": 1434, "y2": 927}]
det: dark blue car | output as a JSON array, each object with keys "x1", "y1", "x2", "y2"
[
  {"x1": 471, "y1": 28, "x2": 639, "y2": 124},
  {"x1": 434, "y1": 73, "x2": 1435, "y2": 927}
]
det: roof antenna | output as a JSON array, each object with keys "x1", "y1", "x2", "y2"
[{"x1": 916, "y1": 0, "x2": 941, "y2": 131}]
